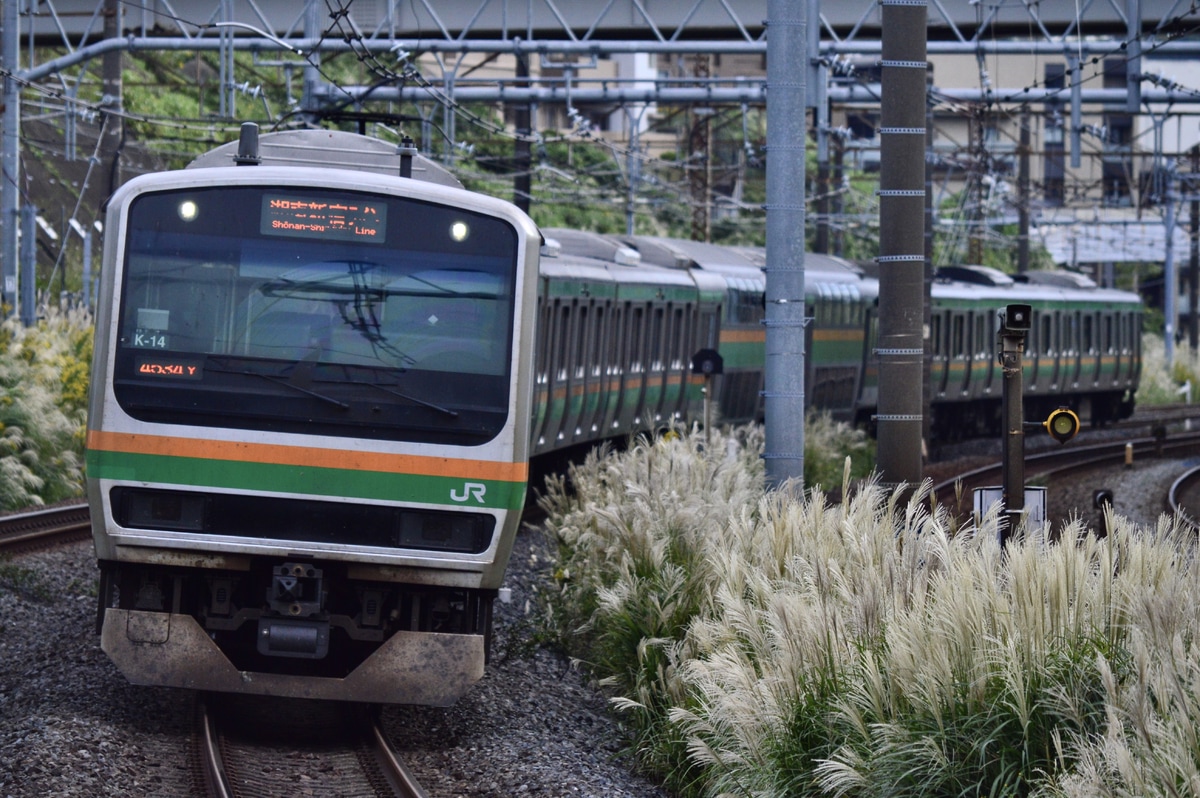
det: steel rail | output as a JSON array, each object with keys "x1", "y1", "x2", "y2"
[
  {"x1": 197, "y1": 697, "x2": 235, "y2": 798},
  {"x1": 933, "y1": 431, "x2": 1200, "y2": 521},
  {"x1": 1169, "y1": 466, "x2": 1200, "y2": 529},
  {"x1": 0, "y1": 501, "x2": 90, "y2": 554},
  {"x1": 370, "y1": 717, "x2": 431, "y2": 798}
]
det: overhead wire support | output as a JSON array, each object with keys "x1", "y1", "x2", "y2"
[
  {"x1": 762, "y1": 1, "x2": 808, "y2": 490},
  {"x1": 875, "y1": 0, "x2": 928, "y2": 492}
]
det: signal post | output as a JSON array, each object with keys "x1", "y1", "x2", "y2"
[{"x1": 991, "y1": 304, "x2": 1080, "y2": 544}]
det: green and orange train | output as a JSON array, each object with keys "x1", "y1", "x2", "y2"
[{"x1": 85, "y1": 128, "x2": 1141, "y2": 707}]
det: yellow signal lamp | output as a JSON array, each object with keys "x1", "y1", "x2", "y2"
[{"x1": 1043, "y1": 406, "x2": 1081, "y2": 444}]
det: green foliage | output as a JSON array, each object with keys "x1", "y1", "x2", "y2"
[
  {"x1": 803, "y1": 411, "x2": 876, "y2": 492},
  {"x1": 1136, "y1": 333, "x2": 1200, "y2": 406},
  {"x1": 0, "y1": 307, "x2": 90, "y2": 510}
]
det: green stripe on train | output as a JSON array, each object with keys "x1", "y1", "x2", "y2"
[
  {"x1": 718, "y1": 341, "x2": 766, "y2": 369},
  {"x1": 86, "y1": 450, "x2": 526, "y2": 510}
]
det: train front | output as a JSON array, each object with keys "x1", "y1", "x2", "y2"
[{"x1": 86, "y1": 163, "x2": 540, "y2": 704}]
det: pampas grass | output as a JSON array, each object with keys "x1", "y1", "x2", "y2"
[
  {"x1": 542, "y1": 423, "x2": 1200, "y2": 798},
  {"x1": 0, "y1": 306, "x2": 91, "y2": 510},
  {"x1": 1137, "y1": 333, "x2": 1200, "y2": 406}
]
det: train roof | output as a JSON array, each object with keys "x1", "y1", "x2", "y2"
[
  {"x1": 933, "y1": 265, "x2": 1142, "y2": 306},
  {"x1": 541, "y1": 228, "x2": 643, "y2": 266},
  {"x1": 543, "y1": 230, "x2": 865, "y2": 284},
  {"x1": 618, "y1": 235, "x2": 763, "y2": 272},
  {"x1": 187, "y1": 129, "x2": 464, "y2": 188}
]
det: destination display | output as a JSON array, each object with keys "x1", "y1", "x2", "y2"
[
  {"x1": 133, "y1": 356, "x2": 204, "y2": 380},
  {"x1": 260, "y1": 193, "x2": 387, "y2": 243}
]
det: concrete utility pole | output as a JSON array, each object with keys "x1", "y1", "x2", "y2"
[
  {"x1": 1189, "y1": 146, "x2": 1199, "y2": 350},
  {"x1": 513, "y1": 52, "x2": 531, "y2": 214},
  {"x1": 101, "y1": 0, "x2": 123, "y2": 191},
  {"x1": 1017, "y1": 106, "x2": 1031, "y2": 273},
  {"x1": 689, "y1": 54, "x2": 711, "y2": 243},
  {"x1": 1, "y1": 0, "x2": 18, "y2": 316},
  {"x1": 762, "y1": 0, "x2": 807, "y2": 489},
  {"x1": 874, "y1": 0, "x2": 928, "y2": 490}
]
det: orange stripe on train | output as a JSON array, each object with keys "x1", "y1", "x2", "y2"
[{"x1": 86, "y1": 430, "x2": 527, "y2": 481}]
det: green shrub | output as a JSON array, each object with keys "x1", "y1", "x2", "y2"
[
  {"x1": 1136, "y1": 333, "x2": 1200, "y2": 406},
  {"x1": 0, "y1": 307, "x2": 90, "y2": 510}
]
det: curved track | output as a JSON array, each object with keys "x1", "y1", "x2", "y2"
[
  {"x1": 1170, "y1": 466, "x2": 1200, "y2": 529},
  {"x1": 933, "y1": 429, "x2": 1200, "y2": 525}
]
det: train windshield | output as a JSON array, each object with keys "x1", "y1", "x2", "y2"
[{"x1": 113, "y1": 185, "x2": 519, "y2": 444}]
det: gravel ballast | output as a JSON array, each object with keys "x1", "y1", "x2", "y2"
[{"x1": 0, "y1": 523, "x2": 667, "y2": 797}]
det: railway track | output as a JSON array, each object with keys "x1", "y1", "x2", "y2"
[
  {"x1": 933, "y1": 428, "x2": 1200, "y2": 526},
  {"x1": 1170, "y1": 466, "x2": 1200, "y2": 528},
  {"x1": 0, "y1": 501, "x2": 90, "y2": 555},
  {"x1": 197, "y1": 694, "x2": 429, "y2": 798}
]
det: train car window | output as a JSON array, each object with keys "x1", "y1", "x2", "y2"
[
  {"x1": 1104, "y1": 315, "x2": 1114, "y2": 354},
  {"x1": 931, "y1": 314, "x2": 943, "y2": 357},
  {"x1": 733, "y1": 283, "x2": 764, "y2": 325},
  {"x1": 1083, "y1": 313, "x2": 1095, "y2": 354},
  {"x1": 1041, "y1": 313, "x2": 1054, "y2": 356},
  {"x1": 114, "y1": 184, "x2": 520, "y2": 444}
]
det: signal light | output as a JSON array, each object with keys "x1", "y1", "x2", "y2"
[{"x1": 1043, "y1": 406, "x2": 1080, "y2": 444}]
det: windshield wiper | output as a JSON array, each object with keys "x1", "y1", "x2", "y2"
[
  {"x1": 352, "y1": 380, "x2": 458, "y2": 418},
  {"x1": 207, "y1": 354, "x2": 349, "y2": 410}
]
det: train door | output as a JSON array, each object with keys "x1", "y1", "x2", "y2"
[
  {"x1": 582, "y1": 300, "x2": 611, "y2": 439},
  {"x1": 973, "y1": 311, "x2": 995, "y2": 397},
  {"x1": 931, "y1": 310, "x2": 949, "y2": 398},
  {"x1": 855, "y1": 301, "x2": 879, "y2": 422},
  {"x1": 1114, "y1": 310, "x2": 1133, "y2": 386},
  {"x1": 1026, "y1": 309, "x2": 1041, "y2": 391},
  {"x1": 1128, "y1": 310, "x2": 1143, "y2": 385},
  {"x1": 565, "y1": 302, "x2": 590, "y2": 443},
  {"x1": 952, "y1": 311, "x2": 969, "y2": 396},
  {"x1": 1043, "y1": 310, "x2": 1060, "y2": 389},
  {"x1": 664, "y1": 303, "x2": 692, "y2": 425},
  {"x1": 620, "y1": 303, "x2": 649, "y2": 432},
  {"x1": 1082, "y1": 312, "x2": 1098, "y2": 387},
  {"x1": 532, "y1": 292, "x2": 553, "y2": 450},
  {"x1": 646, "y1": 305, "x2": 668, "y2": 426},
  {"x1": 1103, "y1": 312, "x2": 1115, "y2": 386},
  {"x1": 695, "y1": 301, "x2": 722, "y2": 421},
  {"x1": 1064, "y1": 310, "x2": 1081, "y2": 386},
  {"x1": 534, "y1": 297, "x2": 569, "y2": 450},
  {"x1": 599, "y1": 301, "x2": 625, "y2": 435}
]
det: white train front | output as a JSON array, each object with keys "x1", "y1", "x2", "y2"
[{"x1": 86, "y1": 129, "x2": 542, "y2": 704}]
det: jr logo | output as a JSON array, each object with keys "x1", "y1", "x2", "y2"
[{"x1": 450, "y1": 482, "x2": 487, "y2": 503}]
